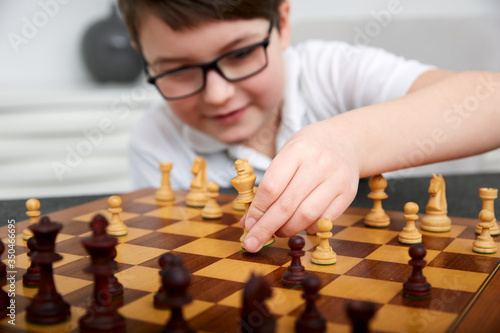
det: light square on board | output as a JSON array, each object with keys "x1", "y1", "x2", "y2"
[
  {"x1": 372, "y1": 303, "x2": 457, "y2": 333},
  {"x1": 193, "y1": 258, "x2": 279, "y2": 283},
  {"x1": 174, "y1": 238, "x2": 242, "y2": 258},
  {"x1": 443, "y1": 238, "x2": 500, "y2": 257},
  {"x1": 115, "y1": 243, "x2": 167, "y2": 265},
  {"x1": 12, "y1": 274, "x2": 92, "y2": 297},
  {"x1": 13, "y1": 251, "x2": 83, "y2": 270},
  {"x1": 321, "y1": 275, "x2": 401, "y2": 303},
  {"x1": 119, "y1": 293, "x2": 214, "y2": 326},
  {"x1": 114, "y1": 265, "x2": 160, "y2": 292},
  {"x1": 158, "y1": 220, "x2": 227, "y2": 237},
  {"x1": 366, "y1": 245, "x2": 441, "y2": 264},
  {"x1": 73, "y1": 209, "x2": 139, "y2": 223},
  {"x1": 423, "y1": 266, "x2": 489, "y2": 292},
  {"x1": 333, "y1": 214, "x2": 365, "y2": 226},
  {"x1": 333, "y1": 227, "x2": 399, "y2": 245},
  {"x1": 277, "y1": 316, "x2": 348, "y2": 333},
  {"x1": 289, "y1": 252, "x2": 363, "y2": 275},
  {"x1": 5, "y1": 306, "x2": 86, "y2": 333},
  {"x1": 146, "y1": 205, "x2": 202, "y2": 220}
]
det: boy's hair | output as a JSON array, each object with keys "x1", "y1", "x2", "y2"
[{"x1": 118, "y1": 0, "x2": 283, "y2": 45}]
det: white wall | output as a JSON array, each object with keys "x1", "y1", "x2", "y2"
[{"x1": 1, "y1": 0, "x2": 499, "y2": 200}]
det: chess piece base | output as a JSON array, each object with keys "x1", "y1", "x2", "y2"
[
  {"x1": 472, "y1": 239, "x2": 497, "y2": 254},
  {"x1": 155, "y1": 191, "x2": 175, "y2": 202},
  {"x1": 185, "y1": 193, "x2": 207, "y2": 208},
  {"x1": 402, "y1": 281, "x2": 431, "y2": 299},
  {"x1": 79, "y1": 311, "x2": 126, "y2": 333},
  {"x1": 311, "y1": 257, "x2": 336, "y2": 265},
  {"x1": 232, "y1": 200, "x2": 245, "y2": 211},
  {"x1": 26, "y1": 297, "x2": 71, "y2": 325},
  {"x1": 364, "y1": 211, "x2": 390, "y2": 228},
  {"x1": 398, "y1": 230, "x2": 422, "y2": 245},
  {"x1": 106, "y1": 226, "x2": 128, "y2": 237},
  {"x1": 421, "y1": 213, "x2": 451, "y2": 232}
]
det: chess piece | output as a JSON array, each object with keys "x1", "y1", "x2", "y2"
[
  {"x1": 202, "y1": 181, "x2": 223, "y2": 219},
  {"x1": 364, "y1": 174, "x2": 390, "y2": 228},
  {"x1": 295, "y1": 274, "x2": 326, "y2": 333},
  {"x1": 186, "y1": 156, "x2": 208, "y2": 208},
  {"x1": 231, "y1": 159, "x2": 274, "y2": 249},
  {"x1": 472, "y1": 210, "x2": 497, "y2": 254},
  {"x1": 0, "y1": 240, "x2": 9, "y2": 319},
  {"x1": 26, "y1": 216, "x2": 70, "y2": 324},
  {"x1": 399, "y1": 202, "x2": 423, "y2": 245},
  {"x1": 23, "y1": 198, "x2": 41, "y2": 241},
  {"x1": 232, "y1": 159, "x2": 253, "y2": 211},
  {"x1": 241, "y1": 273, "x2": 275, "y2": 333},
  {"x1": 79, "y1": 214, "x2": 125, "y2": 333},
  {"x1": 282, "y1": 235, "x2": 307, "y2": 287},
  {"x1": 421, "y1": 174, "x2": 452, "y2": 232},
  {"x1": 160, "y1": 255, "x2": 194, "y2": 333},
  {"x1": 154, "y1": 252, "x2": 177, "y2": 309},
  {"x1": 403, "y1": 244, "x2": 431, "y2": 299},
  {"x1": 346, "y1": 300, "x2": 377, "y2": 333},
  {"x1": 476, "y1": 188, "x2": 499, "y2": 235},
  {"x1": 108, "y1": 247, "x2": 124, "y2": 308},
  {"x1": 311, "y1": 218, "x2": 336, "y2": 265},
  {"x1": 156, "y1": 162, "x2": 175, "y2": 202},
  {"x1": 22, "y1": 237, "x2": 41, "y2": 288},
  {"x1": 107, "y1": 195, "x2": 127, "y2": 237}
]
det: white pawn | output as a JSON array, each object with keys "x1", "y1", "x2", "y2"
[
  {"x1": 472, "y1": 210, "x2": 497, "y2": 254},
  {"x1": 399, "y1": 202, "x2": 422, "y2": 245},
  {"x1": 106, "y1": 195, "x2": 127, "y2": 237},
  {"x1": 364, "y1": 175, "x2": 390, "y2": 228},
  {"x1": 202, "y1": 182, "x2": 223, "y2": 220},
  {"x1": 23, "y1": 198, "x2": 41, "y2": 241},
  {"x1": 155, "y1": 162, "x2": 175, "y2": 202},
  {"x1": 311, "y1": 218, "x2": 337, "y2": 265}
]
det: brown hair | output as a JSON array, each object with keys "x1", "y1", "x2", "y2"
[{"x1": 118, "y1": 0, "x2": 283, "y2": 45}]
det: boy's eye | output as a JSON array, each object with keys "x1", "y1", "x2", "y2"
[{"x1": 226, "y1": 46, "x2": 258, "y2": 60}]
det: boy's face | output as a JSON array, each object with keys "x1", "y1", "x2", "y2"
[{"x1": 138, "y1": 5, "x2": 290, "y2": 145}]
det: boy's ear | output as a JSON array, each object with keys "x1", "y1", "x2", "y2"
[{"x1": 277, "y1": 0, "x2": 291, "y2": 49}]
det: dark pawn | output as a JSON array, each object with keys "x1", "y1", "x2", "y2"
[
  {"x1": 160, "y1": 255, "x2": 194, "y2": 333},
  {"x1": 22, "y1": 237, "x2": 41, "y2": 288},
  {"x1": 295, "y1": 274, "x2": 326, "y2": 333},
  {"x1": 403, "y1": 244, "x2": 432, "y2": 299},
  {"x1": 108, "y1": 248, "x2": 124, "y2": 308},
  {"x1": 241, "y1": 273, "x2": 275, "y2": 333},
  {"x1": 346, "y1": 300, "x2": 377, "y2": 333},
  {"x1": 26, "y1": 216, "x2": 70, "y2": 325},
  {"x1": 0, "y1": 240, "x2": 9, "y2": 319},
  {"x1": 154, "y1": 252, "x2": 176, "y2": 309},
  {"x1": 282, "y1": 235, "x2": 306, "y2": 287},
  {"x1": 79, "y1": 214, "x2": 125, "y2": 333}
]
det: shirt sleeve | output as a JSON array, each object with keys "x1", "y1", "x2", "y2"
[{"x1": 294, "y1": 40, "x2": 436, "y2": 119}]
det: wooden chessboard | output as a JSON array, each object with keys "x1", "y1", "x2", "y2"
[{"x1": 1, "y1": 188, "x2": 500, "y2": 333}]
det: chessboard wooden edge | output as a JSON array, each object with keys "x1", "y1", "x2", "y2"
[{"x1": 2, "y1": 187, "x2": 500, "y2": 332}]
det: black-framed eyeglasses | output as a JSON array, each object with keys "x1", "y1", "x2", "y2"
[{"x1": 145, "y1": 20, "x2": 274, "y2": 100}]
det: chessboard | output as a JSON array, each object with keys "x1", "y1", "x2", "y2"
[{"x1": 1, "y1": 188, "x2": 500, "y2": 333}]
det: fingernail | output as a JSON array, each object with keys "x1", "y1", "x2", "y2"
[
  {"x1": 245, "y1": 236, "x2": 262, "y2": 253},
  {"x1": 245, "y1": 217, "x2": 257, "y2": 230}
]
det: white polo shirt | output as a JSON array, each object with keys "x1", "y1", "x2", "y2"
[{"x1": 129, "y1": 40, "x2": 434, "y2": 190}]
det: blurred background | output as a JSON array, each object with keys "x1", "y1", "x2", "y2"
[{"x1": 1, "y1": 0, "x2": 500, "y2": 200}]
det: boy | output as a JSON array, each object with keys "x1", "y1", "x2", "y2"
[{"x1": 118, "y1": 0, "x2": 500, "y2": 252}]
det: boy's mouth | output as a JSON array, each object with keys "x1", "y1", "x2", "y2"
[{"x1": 210, "y1": 106, "x2": 247, "y2": 124}]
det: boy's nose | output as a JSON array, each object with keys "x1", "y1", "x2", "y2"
[{"x1": 202, "y1": 69, "x2": 235, "y2": 105}]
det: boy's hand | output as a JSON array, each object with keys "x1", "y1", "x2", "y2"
[{"x1": 241, "y1": 118, "x2": 361, "y2": 252}]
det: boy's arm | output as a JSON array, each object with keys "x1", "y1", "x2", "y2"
[{"x1": 242, "y1": 70, "x2": 500, "y2": 252}]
